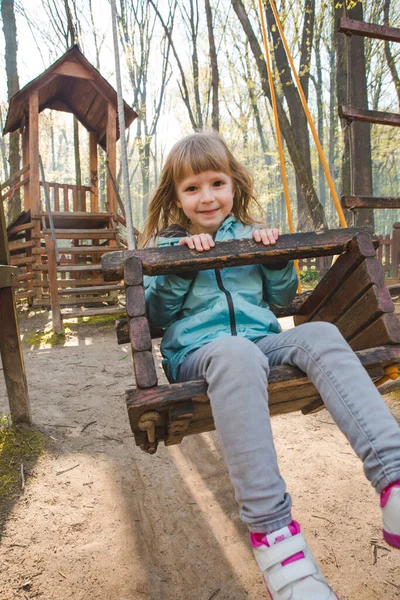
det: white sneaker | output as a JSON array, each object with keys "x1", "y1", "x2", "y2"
[
  {"x1": 250, "y1": 521, "x2": 338, "y2": 600},
  {"x1": 381, "y1": 481, "x2": 400, "y2": 549}
]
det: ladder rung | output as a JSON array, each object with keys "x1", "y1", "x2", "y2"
[
  {"x1": 338, "y1": 105, "x2": 400, "y2": 127},
  {"x1": 58, "y1": 285, "x2": 123, "y2": 295},
  {"x1": 57, "y1": 246, "x2": 125, "y2": 253},
  {"x1": 341, "y1": 196, "x2": 400, "y2": 210},
  {"x1": 61, "y1": 307, "x2": 126, "y2": 319},
  {"x1": 57, "y1": 264, "x2": 103, "y2": 272}
]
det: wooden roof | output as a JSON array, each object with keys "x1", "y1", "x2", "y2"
[{"x1": 3, "y1": 45, "x2": 137, "y2": 150}]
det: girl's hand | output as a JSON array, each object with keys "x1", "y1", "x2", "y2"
[
  {"x1": 178, "y1": 233, "x2": 215, "y2": 252},
  {"x1": 252, "y1": 228, "x2": 279, "y2": 246}
]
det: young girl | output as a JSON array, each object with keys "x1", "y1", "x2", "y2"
[{"x1": 143, "y1": 131, "x2": 400, "y2": 599}]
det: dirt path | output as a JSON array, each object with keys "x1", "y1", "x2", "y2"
[{"x1": 1, "y1": 311, "x2": 400, "y2": 600}]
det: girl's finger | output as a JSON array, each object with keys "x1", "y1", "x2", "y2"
[
  {"x1": 199, "y1": 233, "x2": 211, "y2": 251},
  {"x1": 178, "y1": 236, "x2": 195, "y2": 249},
  {"x1": 266, "y1": 229, "x2": 277, "y2": 245},
  {"x1": 272, "y1": 228, "x2": 279, "y2": 240},
  {"x1": 193, "y1": 235, "x2": 204, "y2": 252},
  {"x1": 253, "y1": 229, "x2": 262, "y2": 243},
  {"x1": 259, "y1": 229, "x2": 271, "y2": 246}
]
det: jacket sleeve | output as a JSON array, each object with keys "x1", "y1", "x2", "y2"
[
  {"x1": 261, "y1": 261, "x2": 298, "y2": 307},
  {"x1": 144, "y1": 234, "x2": 194, "y2": 329},
  {"x1": 144, "y1": 274, "x2": 193, "y2": 329}
]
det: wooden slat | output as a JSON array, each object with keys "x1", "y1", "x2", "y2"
[
  {"x1": 0, "y1": 163, "x2": 30, "y2": 191},
  {"x1": 350, "y1": 314, "x2": 400, "y2": 350},
  {"x1": 341, "y1": 196, "x2": 400, "y2": 210},
  {"x1": 102, "y1": 228, "x2": 375, "y2": 280},
  {"x1": 133, "y1": 351, "x2": 158, "y2": 389},
  {"x1": 58, "y1": 295, "x2": 117, "y2": 306},
  {"x1": 62, "y1": 307, "x2": 125, "y2": 319},
  {"x1": 294, "y1": 232, "x2": 376, "y2": 324},
  {"x1": 312, "y1": 258, "x2": 385, "y2": 323},
  {"x1": 54, "y1": 184, "x2": 60, "y2": 211},
  {"x1": 40, "y1": 228, "x2": 119, "y2": 239},
  {"x1": 126, "y1": 285, "x2": 146, "y2": 318},
  {"x1": 1, "y1": 177, "x2": 29, "y2": 200},
  {"x1": 8, "y1": 240, "x2": 35, "y2": 253},
  {"x1": 10, "y1": 256, "x2": 35, "y2": 266},
  {"x1": 56, "y1": 264, "x2": 103, "y2": 272},
  {"x1": 7, "y1": 221, "x2": 35, "y2": 236},
  {"x1": 57, "y1": 245, "x2": 125, "y2": 254},
  {"x1": 338, "y1": 105, "x2": 400, "y2": 127},
  {"x1": 335, "y1": 285, "x2": 393, "y2": 341},
  {"x1": 338, "y1": 17, "x2": 400, "y2": 43},
  {"x1": 58, "y1": 284, "x2": 123, "y2": 295}
]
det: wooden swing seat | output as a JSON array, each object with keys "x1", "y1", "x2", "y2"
[{"x1": 102, "y1": 228, "x2": 400, "y2": 454}]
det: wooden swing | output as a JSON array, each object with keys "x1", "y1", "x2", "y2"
[
  {"x1": 102, "y1": 228, "x2": 400, "y2": 454},
  {"x1": 101, "y1": 1, "x2": 400, "y2": 454}
]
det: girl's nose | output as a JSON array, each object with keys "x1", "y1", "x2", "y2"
[{"x1": 201, "y1": 186, "x2": 214, "y2": 202}]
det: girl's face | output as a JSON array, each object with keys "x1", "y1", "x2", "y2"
[{"x1": 175, "y1": 170, "x2": 234, "y2": 235}]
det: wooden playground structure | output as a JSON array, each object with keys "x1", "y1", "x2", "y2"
[{"x1": 1, "y1": 45, "x2": 137, "y2": 326}]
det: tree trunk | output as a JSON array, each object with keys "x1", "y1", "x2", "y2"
[
  {"x1": 1, "y1": 0, "x2": 21, "y2": 221},
  {"x1": 384, "y1": 0, "x2": 400, "y2": 110},
  {"x1": 205, "y1": 0, "x2": 219, "y2": 131},
  {"x1": 231, "y1": 0, "x2": 327, "y2": 230}
]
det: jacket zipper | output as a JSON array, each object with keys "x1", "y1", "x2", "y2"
[{"x1": 215, "y1": 269, "x2": 237, "y2": 336}]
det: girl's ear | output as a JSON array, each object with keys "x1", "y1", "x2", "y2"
[{"x1": 176, "y1": 200, "x2": 182, "y2": 208}]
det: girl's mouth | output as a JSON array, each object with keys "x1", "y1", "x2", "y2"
[{"x1": 199, "y1": 209, "x2": 218, "y2": 215}]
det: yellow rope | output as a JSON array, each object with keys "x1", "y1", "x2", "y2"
[
  {"x1": 267, "y1": 0, "x2": 348, "y2": 229},
  {"x1": 257, "y1": 0, "x2": 301, "y2": 291},
  {"x1": 374, "y1": 365, "x2": 399, "y2": 388}
]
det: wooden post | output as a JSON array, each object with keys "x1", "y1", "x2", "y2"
[
  {"x1": 391, "y1": 223, "x2": 400, "y2": 280},
  {"x1": 0, "y1": 188, "x2": 31, "y2": 424},
  {"x1": 106, "y1": 103, "x2": 117, "y2": 215},
  {"x1": 21, "y1": 116, "x2": 30, "y2": 211},
  {"x1": 29, "y1": 91, "x2": 39, "y2": 216},
  {"x1": 89, "y1": 132, "x2": 99, "y2": 212},
  {"x1": 45, "y1": 237, "x2": 63, "y2": 333}
]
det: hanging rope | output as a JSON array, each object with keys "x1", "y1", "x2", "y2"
[
  {"x1": 110, "y1": 0, "x2": 136, "y2": 249},
  {"x1": 267, "y1": 0, "x2": 348, "y2": 229},
  {"x1": 257, "y1": 0, "x2": 301, "y2": 289}
]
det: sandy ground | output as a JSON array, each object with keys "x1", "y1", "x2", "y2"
[{"x1": 1, "y1": 310, "x2": 400, "y2": 600}]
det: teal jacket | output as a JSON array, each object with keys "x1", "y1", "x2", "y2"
[{"x1": 144, "y1": 216, "x2": 298, "y2": 382}]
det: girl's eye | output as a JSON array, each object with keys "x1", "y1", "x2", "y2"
[
  {"x1": 186, "y1": 185, "x2": 197, "y2": 192},
  {"x1": 213, "y1": 180, "x2": 224, "y2": 187}
]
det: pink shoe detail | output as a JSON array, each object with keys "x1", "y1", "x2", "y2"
[
  {"x1": 383, "y1": 529, "x2": 400, "y2": 549},
  {"x1": 250, "y1": 521, "x2": 305, "y2": 567},
  {"x1": 380, "y1": 481, "x2": 400, "y2": 508}
]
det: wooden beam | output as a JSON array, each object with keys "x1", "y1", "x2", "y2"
[
  {"x1": 102, "y1": 228, "x2": 377, "y2": 280},
  {"x1": 28, "y1": 91, "x2": 40, "y2": 216},
  {"x1": 338, "y1": 17, "x2": 400, "y2": 43},
  {"x1": 106, "y1": 103, "x2": 117, "y2": 214},
  {"x1": 89, "y1": 132, "x2": 99, "y2": 212},
  {"x1": 0, "y1": 265, "x2": 18, "y2": 289},
  {"x1": 341, "y1": 196, "x2": 400, "y2": 210},
  {"x1": 0, "y1": 195, "x2": 31, "y2": 424},
  {"x1": 45, "y1": 237, "x2": 62, "y2": 333},
  {"x1": 338, "y1": 105, "x2": 400, "y2": 127}
]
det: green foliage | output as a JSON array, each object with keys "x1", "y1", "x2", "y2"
[
  {"x1": 0, "y1": 416, "x2": 45, "y2": 502},
  {"x1": 299, "y1": 267, "x2": 321, "y2": 283}
]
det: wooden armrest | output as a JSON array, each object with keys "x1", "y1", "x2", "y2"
[{"x1": 102, "y1": 227, "x2": 376, "y2": 281}]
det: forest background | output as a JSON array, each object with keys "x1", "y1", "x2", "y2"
[{"x1": 1, "y1": 0, "x2": 400, "y2": 236}]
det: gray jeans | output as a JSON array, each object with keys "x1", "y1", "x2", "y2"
[{"x1": 177, "y1": 322, "x2": 400, "y2": 533}]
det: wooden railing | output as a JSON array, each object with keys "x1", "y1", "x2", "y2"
[{"x1": 39, "y1": 182, "x2": 94, "y2": 212}]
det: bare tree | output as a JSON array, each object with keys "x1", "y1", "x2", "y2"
[
  {"x1": 1, "y1": 0, "x2": 21, "y2": 221},
  {"x1": 205, "y1": 0, "x2": 220, "y2": 131},
  {"x1": 231, "y1": 0, "x2": 327, "y2": 230},
  {"x1": 118, "y1": 0, "x2": 173, "y2": 221}
]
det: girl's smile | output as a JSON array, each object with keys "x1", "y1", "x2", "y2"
[{"x1": 175, "y1": 170, "x2": 234, "y2": 235}]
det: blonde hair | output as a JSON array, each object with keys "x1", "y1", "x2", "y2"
[{"x1": 141, "y1": 131, "x2": 263, "y2": 246}]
